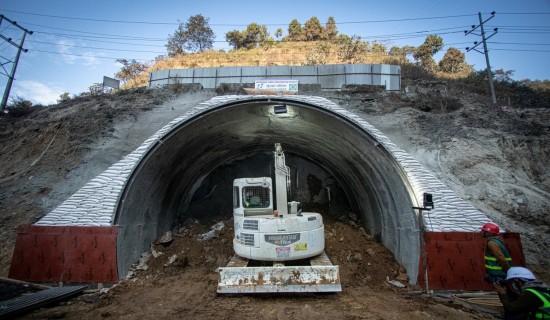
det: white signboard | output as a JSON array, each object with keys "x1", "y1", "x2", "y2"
[
  {"x1": 103, "y1": 76, "x2": 120, "y2": 89},
  {"x1": 255, "y1": 79, "x2": 299, "y2": 92}
]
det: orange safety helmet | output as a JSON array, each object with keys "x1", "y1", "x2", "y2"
[{"x1": 481, "y1": 222, "x2": 500, "y2": 234}]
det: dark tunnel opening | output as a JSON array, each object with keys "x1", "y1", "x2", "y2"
[
  {"x1": 178, "y1": 151, "x2": 354, "y2": 227},
  {"x1": 115, "y1": 97, "x2": 420, "y2": 283}
]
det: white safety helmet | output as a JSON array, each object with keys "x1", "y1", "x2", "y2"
[{"x1": 506, "y1": 267, "x2": 536, "y2": 281}]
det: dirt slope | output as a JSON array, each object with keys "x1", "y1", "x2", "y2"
[{"x1": 1, "y1": 84, "x2": 548, "y2": 319}]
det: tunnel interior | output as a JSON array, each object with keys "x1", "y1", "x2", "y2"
[{"x1": 115, "y1": 98, "x2": 420, "y2": 282}]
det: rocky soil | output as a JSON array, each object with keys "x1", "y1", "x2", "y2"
[{"x1": 0, "y1": 83, "x2": 548, "y2": 319}]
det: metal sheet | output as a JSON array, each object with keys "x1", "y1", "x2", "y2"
[
  {"x1": 419, "y1": 232, "x2": 524, "y2": 290},
  {"x1": 0, "y1": 285, "x2": 87, "y2": 318},
  {"x1": 148, "y1": 64, "x2": 401, "y2": 90},
  {"x1": 9, "y1": 225, "x2": 118, "y2": 283}
]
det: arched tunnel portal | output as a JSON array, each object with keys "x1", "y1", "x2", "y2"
[
  {"x1": 12, "y1": 95, "x2": 525, "y2": 290},
  {"x1": 115, "y1": 97, "x2": 420, "y2": 282}
]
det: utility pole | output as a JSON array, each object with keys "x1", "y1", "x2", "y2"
[
  {"x1": 0, "y1": 15, "x2": 33, "y2": 112},
  {"x1": 465, "y1": 12, "x2": 498, "y2": 105}
]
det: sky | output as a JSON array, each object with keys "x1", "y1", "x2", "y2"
[{"x1": 0, "y1": 0, "x2": 549, "y2": 106}]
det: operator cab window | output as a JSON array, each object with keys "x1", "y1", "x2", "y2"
[
  {"x1": 242, "y1": 186, "x2": 270, "y2": 208},
  {"x1": 233, "y1": 186, "x2": 240, "y2": 209}
]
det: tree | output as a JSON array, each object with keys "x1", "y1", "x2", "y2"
[
  {"x1": 166, "y1": 14, "x2": 215, "y2": 56},
  {"x1": 493, "y1": 69, "x2": 515, "y2": 83},
  {"x1": 88, "y1": 83, "x2": 103, "y2": 95},
  {"x1": 275, "y1": 28, "x2": 283, "y2": 39},
  {"x1": 225, "y1": 23, "x2": 270, "y2": 50},
  {"x1": 243, "y1": 23, "x2": 270, "y2": 49},
  {"x1": 371, "y1": 42, "x2": 387, "y2": 55},
  {"x1": 115, "y1": 59, "x2": 149, "y2": 84},
  {"x1": 389, "y1": 46, "x2": 405, "y2": 57},
  {"x1": 338, "y1": 35, "x2": 368, "y2": 63},
  {"x1": 413, "y1": 35, "x2": 443, "y2": 70},
  {"x1": 6, "y1": 96, "x2": 35, "y2": 116},
  {"x1": 304, "y1": 16, "x2": 325, "y2": 41},
  {"x1": 325, "y1": 17, "x2": 338, "y2": 40},
  {"x1": 225, "y1": 30, "x2": 245, "y2": 50},
  {"x1": 402, "y1": 45, "x2": 416, "y2": 58},
  {"x1": 438, "y1": 47, "x2": 466, "y2": 73},
  {"x1": 57, "y1": 92, "x2": 71, "y2": 103},
  {"x1": 286, "y1": 19, "x2": 306, "y2": 42}
]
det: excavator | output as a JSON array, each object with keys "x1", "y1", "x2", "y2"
[{"x1": 217, "y1": 143, "x2": 341, "y2": 293}]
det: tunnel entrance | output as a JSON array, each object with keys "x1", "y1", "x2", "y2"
[
  {"x1": 115, "y1": 97, "x2": 420, "y2": 283},
  {"x1": 179, "y1": 152, "x2": 353, "y2": 227}
]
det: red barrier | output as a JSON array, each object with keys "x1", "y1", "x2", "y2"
[
  {"x1": 9, "y1": 225, "x2": 118, "y2": 283},
  {"x1": 418, "y1": 232, "x2": 525, "y2": 290}
]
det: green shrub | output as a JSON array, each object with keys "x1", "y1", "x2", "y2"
[{"x1": 5, "y1": 96, "x2": 38, "y2": 117}]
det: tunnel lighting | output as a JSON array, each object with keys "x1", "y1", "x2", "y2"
[
  {"x1": 423, "y1": 193, "x2": 434, "y2": 209},
  {"x1": 269, "y1": 103, "x2": 297, "y2": 118},
  {"x1": 412, "y1": 192, "x2": 434, "y2": 212},
  {"x1": 273, "y1": 104, "x2": 287, "y2": 114}
]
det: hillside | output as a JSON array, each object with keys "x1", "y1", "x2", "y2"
[
  {"x1": 0, "y1": 81, "x2": 549, "y2": 319},
  {"x1": 124, "y1": 41, "x2": 473, "y2": 89}
]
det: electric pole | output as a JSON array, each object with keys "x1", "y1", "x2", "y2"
[
  {"x1": 0, "y1": 14, "x2": 33, "y2": 112},
  {"x1": 465, "y1": 11, "x2": 498, "y2": 105}
]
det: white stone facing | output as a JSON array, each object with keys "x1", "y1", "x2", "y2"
[{"x1": 36, "y1": 95, "x2": 490, "y2": 232}]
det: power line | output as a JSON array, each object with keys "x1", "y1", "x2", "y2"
[
  {"x1": 489, "y1": 41, "x2": 550, "y2": 46},
  {"x1": 34, "y1": 30, "x2": 166, "y2": 42},
  {"x1": 0, "y1": 9, "x2": 177, "y2": 25},
  {"x1": 29, "y1": 40, "x2": 166, "y2": 54},
  {"x1": 2, "y1": 8, "x2": 479, "y2": 26},
  {"x1": 496, "y1": 12, "x2": 550, "y2": 15},
  {"x1": 4, "y1": 10, "x2": 549, "y2": 51},
  {"x1": 27, "y1": 38, "x2": 166, "y2": 48},
  {"x1": 31, "y1": 48, "x2": 145, "y2": 61},
  {"x1": 23, "y1": 32, "x2": 550, "y2": 59},
  {"x1": 488, "y1": 25, "x2": 550, "y2": 29},
  {"x1": 491, "y1": 48, "x2": 550, "y2": 52}
]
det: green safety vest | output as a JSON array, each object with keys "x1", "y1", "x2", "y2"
[
  {"x1": 524, "y1": 288, "x2": 550, "y2": 319},
  {"x1": 484, "y1": 238, "x2": 513, "y2": 276}
]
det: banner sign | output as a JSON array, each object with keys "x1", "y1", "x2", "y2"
[{"x1": 255, "y1": 79, "x2": 299, "y2": 92}]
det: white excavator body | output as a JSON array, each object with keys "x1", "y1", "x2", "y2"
[{"x1": 217, "y1": 143, "x2": 341, "y2": 293}]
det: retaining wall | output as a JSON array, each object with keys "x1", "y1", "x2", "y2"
[{"x1": 148, "y1": 64, "x2": 401, "y2": 91}]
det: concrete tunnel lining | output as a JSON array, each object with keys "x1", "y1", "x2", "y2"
[{"x1": 115, "y1": 96, "x2": 420, "y2": 282}]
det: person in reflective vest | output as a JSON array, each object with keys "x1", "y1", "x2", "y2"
[
  {"x1": 481, "y1": 222, "x2": 513, "y2": 283},
  {"x1": 494, "y1": 267, "x2": 550, "y2": 319}
]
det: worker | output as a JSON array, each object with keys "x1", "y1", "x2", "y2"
[
  {"x1": 494, "y1": 266, "x2": 550, "y2": 319},
  {"x1": 243, "y1": 191, "x2": 261, "y2": 208},
  {"x1": 481, "y1": 222, "x2": 513, "y2": 283},
  {"x1": 244, "y1": 191, "x2": 252, "y2": 208}
]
